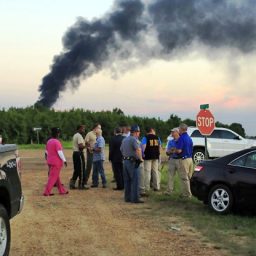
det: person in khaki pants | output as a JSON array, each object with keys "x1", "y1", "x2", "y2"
[
  {"x1": 175, "y1": 123, "x2": 193, "y2": 198},
  {"x1": 165, "y1": 128, "x2": 180, "y2": 195},
  {"x1": 141, "y1": 127, "x2": 161, "y2": 192}
]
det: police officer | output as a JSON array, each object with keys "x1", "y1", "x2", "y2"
[
  {"x1": 175, "y1": 123, "x2": 193, "y2": 198},
  {"x1": 69, "y1": 125, "x2": 88, "y2": 190},
  {"x1": 120, "y1": 125, "x2": 144, "y2": 203}
]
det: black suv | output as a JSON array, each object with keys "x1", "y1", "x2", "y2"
[{"x1": 0, "y1": 144, "x2": 24, "y2": 255}]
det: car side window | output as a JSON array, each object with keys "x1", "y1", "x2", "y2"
[
  {"x1": 209, "y1": 130, "x2": 221, "y2": 139},
  {"x1": 190, "y1": 130, "x2": 204, "y2": 138},
  {"x1": 230, "y1": 152, "x2": 256, "y2": 169},
  {"x1": 221, "y1": 130, "x2": 238, "y2": 140}
]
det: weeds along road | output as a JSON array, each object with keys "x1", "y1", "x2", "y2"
[{"x1": 10, "y1": 149, "x2": 226, "y2": 256}]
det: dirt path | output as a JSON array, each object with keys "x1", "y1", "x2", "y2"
[{"x1": 10, "y1": 149, "x2": 225, "y2": 256}]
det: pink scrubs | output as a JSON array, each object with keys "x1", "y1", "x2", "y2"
[{"x1": 43, "y1": 138, "x2": 68, "y2": 196}]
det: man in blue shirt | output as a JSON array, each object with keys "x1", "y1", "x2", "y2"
[
  {"x1": 165, "y1": 128, "x2": 180, "y2": 195},
  {"x1": 175, "y1": 123, "x2": 193, "y2": 198},
  {"x1": 91, "y1": 129, "x2": 107, "y2": 188}
]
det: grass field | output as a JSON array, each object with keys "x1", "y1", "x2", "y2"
[
  {"x1": 152, "y1": 166, "x2": 256, "y2": 256},
  {"x1": 17, "y1": 143, "x2": 256, "y2": 255}
]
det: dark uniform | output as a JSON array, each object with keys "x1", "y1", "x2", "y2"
[
  {"x1": 69, "y1": 129, "x2": 87, "y2": 189},
  {"x1": 109, "y1": 130, "x2": 124, "y2": 190},
  {"x1": 120, "y1": 125, "x2": 143, "y2": 203}
]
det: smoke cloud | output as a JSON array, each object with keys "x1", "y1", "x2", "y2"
[{"x1": 36, "y1": 0, "x2": 256, "y2": 107}]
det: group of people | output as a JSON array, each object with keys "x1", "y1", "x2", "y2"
[
  {"x1": 43, "y1": 123, "x2": 105, "y2": 195},
  {"x1": 43, "y1": 123, "x2": 194, "y2": 205}
]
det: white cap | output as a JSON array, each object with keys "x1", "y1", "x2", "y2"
[{"x1": 171, "y1": 128, "x2": 179, "y2": 133}]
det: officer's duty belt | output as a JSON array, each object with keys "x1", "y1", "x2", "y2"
[{"x1": 123, "y1": 156, "x2": 136, "y2": 161}]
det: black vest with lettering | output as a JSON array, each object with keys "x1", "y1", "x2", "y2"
[{"x1": 144, "y1": 134, "x2": 160, "y2": 160}]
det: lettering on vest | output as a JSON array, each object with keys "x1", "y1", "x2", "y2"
[{"x1": 144, "y1": 134, "x2": 160, "y2": 160}]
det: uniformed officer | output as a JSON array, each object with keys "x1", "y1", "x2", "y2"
[
  {"x1": 120, "y1": 125, "x2": 144, "y2": 203},
  {"x1": 69, "y1": 125, "x2": 88, "y2": 190}
]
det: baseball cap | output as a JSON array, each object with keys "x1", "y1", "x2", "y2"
[
  {"x1": 171, "y1": 128, "x2": 179, "y2": 133},
  {"x1": 131, "y1": 124, "x2": 140, "y2": 132}
]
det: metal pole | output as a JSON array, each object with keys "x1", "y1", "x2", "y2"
[
  {"x1": 37, "y1": 130, "x2": 39, "y2": 144},
  {"x1": 204, "y1": 136, "x2": 208, "y2": 160}
]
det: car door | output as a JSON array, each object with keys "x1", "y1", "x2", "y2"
[
  {"x1": 207, "y1": 130, "x2": 223, "y2": 157},
  {"x1": 226, "y1": 151, "x2": 256, "y2": 205},
  {"x1": 220, "y1": 130, "x2": 247, "y2": 155}
]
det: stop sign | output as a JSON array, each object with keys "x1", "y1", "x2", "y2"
[{"x1": 196, "y1": 109, "x2": 215, "y2": 136}]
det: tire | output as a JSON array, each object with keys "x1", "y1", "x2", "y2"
[
  {"x1": 0, "y1": 204, "x2": 10, "y2": 256},
  {"x1": 193, "y1": 149, "x2": 205, "y2": 164},
  {"x1": 208, "y1": 184, "x2": 233, "y2": 214}
]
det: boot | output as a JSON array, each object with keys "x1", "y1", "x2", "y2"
[{"x1": 69, "y1": 179, "x2": 76, "y2": 189}]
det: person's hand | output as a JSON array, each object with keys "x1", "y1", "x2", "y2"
[{"x1": 64, "y1": 161, "x2": 67, "y2": 167}]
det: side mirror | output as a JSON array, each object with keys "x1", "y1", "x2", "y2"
[{"x1": 234, "y1": 136, "x2": 241, "y2": 140}]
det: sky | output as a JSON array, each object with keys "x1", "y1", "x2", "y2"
[{"x1": 1, "y1": 0, "x2": 256, "y2": 135}]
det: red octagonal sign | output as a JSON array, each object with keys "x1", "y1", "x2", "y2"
[{"x1": 196, "y1": 109, "x2": 215, "y2": 136}]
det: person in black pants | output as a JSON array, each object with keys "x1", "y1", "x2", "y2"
[
  {"x1": 69, "y1": 125, "x2": 88, "y2": 190},
  {"x1": 109, "y1": 127, "x2": 125, "y2": 190}
]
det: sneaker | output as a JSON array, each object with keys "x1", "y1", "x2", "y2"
[
  {"x1": 102, "y1": 184, "x2": 107, "y2": 188},
  {"x1": 154, "y1": 188, "x2": 160, "y2": 192},
  {"x1": 91, "y1": 184, "x2": 98, "y2": 188},
  {"x1": 43, "y1": 193, "x2": 54, "y2": 196},
  {"x1": 164, "y1": 191, "x2": 172, "y2": 196}
]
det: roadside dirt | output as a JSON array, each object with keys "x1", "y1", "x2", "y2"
[{"x1": 10, "y1": 149, "x2": 226, "y2": 256}]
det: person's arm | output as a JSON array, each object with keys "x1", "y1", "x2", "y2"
[
  {"x1": 84, "y1": 133, "x2": 90, "y2": 148},
  {"x1": 58, "y1": 150, "x2": 67, "y2": 167},
  {"x1": 136, "y1": 147, "x2": 143, "y2": 161},
  {"x1": 175, "y1": 137, "x2": 183, "y2": 154},
  {"x1": 77, "y1": 134, "x2": 85, "y2": 150},
  {"x1": 141, "y1": 137, "x2": 147, "y2": 154},
  {"x1": 109, "y1": 138, "x2": 113, "y2": 161},
  {"x1": 93, "y1": 138, "x2": 103, "y2": 152}
]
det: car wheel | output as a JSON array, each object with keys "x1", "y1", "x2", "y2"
[
  {"x1": 208, "y1": 185, "x2": 233, "y2": 214},
  {"x1": 193, "y1": 149, "x2": 205, "y2": 164},
  {"x1": 0, "y1": 204, "x2": 10, "y2": 256}
]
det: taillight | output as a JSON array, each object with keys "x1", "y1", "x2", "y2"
[{"x1": 194, "y1": 165, "x2": 204, "y2": 172}]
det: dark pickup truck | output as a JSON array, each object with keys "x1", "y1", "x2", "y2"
[{"x1": 0, "y1": 144, "x2": 24, "y2": 256}]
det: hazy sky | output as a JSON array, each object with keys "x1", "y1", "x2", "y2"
[{"x1": 1, "y1": 0, "x2": 256, "y2": 135}]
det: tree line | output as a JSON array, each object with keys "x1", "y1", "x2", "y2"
[{"x1": 0, "y1": 106, "x2": 246, "y2": 144}]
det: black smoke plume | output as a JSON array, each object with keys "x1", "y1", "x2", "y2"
[{"x1": 36, "y1": 0, "x2": 256, "y2": 107}]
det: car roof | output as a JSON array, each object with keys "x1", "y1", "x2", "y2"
[{"x1": 187, "y1": 127, "x2": 240, "y2": 135}]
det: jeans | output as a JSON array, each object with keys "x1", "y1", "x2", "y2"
[
  {"x1": 123, "y1": 160, "x2": 140, "y2": 203},
  {"x1": 92, "y1": 160, "x2": 107, "y2": 186}
]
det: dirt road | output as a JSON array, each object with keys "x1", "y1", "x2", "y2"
[{"x1": 10, "y1": 149, "x2": 225, "y2": 256}]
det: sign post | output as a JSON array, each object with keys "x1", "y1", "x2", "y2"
[
  {"x1": 196, "y1": 105, "x2": 215, "y2": 160},
  {"x1": 33, "y1": 128, "x2": 42, "y2": 144}
]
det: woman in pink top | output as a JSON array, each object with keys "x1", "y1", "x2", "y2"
[{"x1": 43, "y1": 128, "x2": 68, "y2": 196}]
